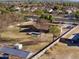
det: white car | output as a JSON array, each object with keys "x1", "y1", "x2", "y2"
[
  {"x1": 27, "y1": 32, "x2": 41, "y2": 35},
  {"x1": 63, "y1": 24, "x2": 73, "y2": 29}
]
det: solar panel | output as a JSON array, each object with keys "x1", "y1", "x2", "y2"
[{"x1": 0, "y1": 47, "x2": 33, "y2": 58}]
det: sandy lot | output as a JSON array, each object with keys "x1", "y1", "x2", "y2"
[{"x1": 39, "y1": 42, "x2": 79, "y2": 59}]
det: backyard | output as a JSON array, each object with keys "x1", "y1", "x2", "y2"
[{"x1": 0, "y1": 24, "x2": 53, "y2": 52}]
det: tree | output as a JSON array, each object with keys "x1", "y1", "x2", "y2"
[
  {"x1": 74, "y1": 10, "x2": 79, "y2": 18},
  {"x1": 33, "y1": 9, "x2": 44, "y2": 15},
  {"x1": 49, "y1": 25, "x2": 61, "y2": 40},
  {"x1": 53, "y1": 5, "x2": 63, "y2": 10},
  {"x1": 40, "y1": 14, "x2": 54, "y2": 23},
  {"x1": 47, "y1": 15, "x2": 54, "y2": 23}
]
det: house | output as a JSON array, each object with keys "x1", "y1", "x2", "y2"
[
  {"x1": 19, "y1": 19, "x2": 50, "y2": 33},
  {"x1": 65, "y1": 7, "x2": 78, "y2": 14},
  {"x1": 47, "y1": 9, "x2": 54, "y2": 13},
  {"x1": 66, "y1": 9, "x2": 72, "y2": 14},
  {"x1": 57, "y1": 10, "x2": 63, "y2": 14},
  {"x1": 64, "y1": 13, "x2": 76, "y2": 20},
  {"x1": 31, "y1": 7, "x2": 38, "y2": 12},
  {"x1": 64, "y1": 8, "x2": 76, "y2": 19},
  {"x1": 23, "y1": 7, "x2": 30, "y2": 11},
  {"x1": 24, "y1": 16, "x2": 39, "y2": 22},
  {"x1": 14, "y1": 6, "x2": 21, "y2": 12},
  {"x1": 62, "y1": 24, "x2": 73, "y2": 29},
  {"x1": 70, "y1": 7, "x2": 78, "y2": 12}
]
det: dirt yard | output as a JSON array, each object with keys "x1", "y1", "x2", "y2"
[
  {"x1": 39, "y1": 42, "x2": 79, "y2": 59},
  {"x1": 0, "y1": 25, "x2": 53, "y2": 52}
]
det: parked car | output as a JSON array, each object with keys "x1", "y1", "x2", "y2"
[
  {"x1": 63, "y1": 24, "x2": 73, "y2": 29},
  {"x1": 27, "y1": 32, "x2": 41, "y2": 35}
]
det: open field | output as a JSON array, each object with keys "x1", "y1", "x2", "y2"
[
  {"x1": 38, "y1": 26, "x2": 79, "y2": 59},
  {"x1": 39, "y1": 42, "x2": 79, "y2": 59},
  {"x1": 0, "y1": 24, "x2": 53, "y2": 52}
]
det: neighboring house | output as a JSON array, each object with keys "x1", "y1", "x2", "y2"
[
  {"x1": 24, "y1": 16, "x2": 39, "y2": 21},
  {"x1": 14, "y1": 6, "x2": 21, "y2": 12},
  {"x1": 20, "y1": 19, "x2": 50, "y2": 33},
  {"x1": 22, "y1": 8, "x2": 27, "y2": 11},
  {"x1": 65, "y1": 7, "x2": 78, "y2": 14},
  {"x1": 62, "y1": 24, "x2": 74, "y2": 29},
  {"x1": 31, "y1": 7, "x2": 38, "y2": 12},
  {"x1": 57, "y1": 10, "x2": 63, "y2": 14},
  {"x1": 70, "y1": 7, "x2": 78, "y2": 12},
  {"x1": 66, "y1": 9, "x2": 72, "y2": 14},
  {"x1": 47, "y1": 9, "x2": 54, "y2": 13},
  {"x1": 64, "y1": 14, "x2": 76, "y2": 20},
  {"x1": 64, "y1": 8, "x2": 76, "y2": 19},
  {"x1": 23, "y1": 7, "x2": 30, "y2": 11}
]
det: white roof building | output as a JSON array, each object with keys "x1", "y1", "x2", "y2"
[{"x1": 66, "y1": 10, "x2": 72, "y2": 14}]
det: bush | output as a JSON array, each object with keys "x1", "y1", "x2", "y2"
[
  {"x1": 40, "y1": 14, "x2": 54, "y2": 22},
  {"x1": 33, "y1": 9, "x2": 44, "y2": 15},
  {"x1": 74, "y1": 10, "x2": 79, "y2": 18},
  {"x1": 49, "y1": 25, "x2": 61, "y2": 37}
]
